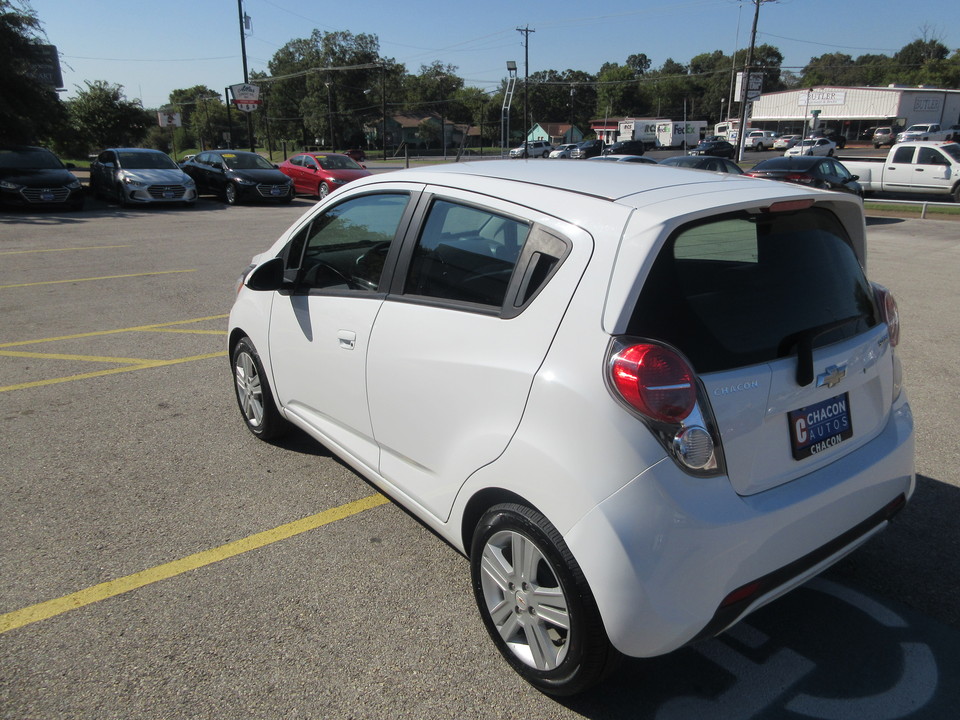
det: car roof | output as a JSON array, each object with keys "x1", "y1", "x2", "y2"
[
  {"x1": 361, "y1": 159, "x2": 828, "y2": 207},
  {"x1": 105, "y1": 147, "x2": 167, "y2": 153},
  {"x1": 751, "y1": 156, "x2": 823, "y2": 170}
]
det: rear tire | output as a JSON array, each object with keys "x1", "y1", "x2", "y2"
[{"x1": 471, "y1": 503, "x2": 620, "y2": 696}]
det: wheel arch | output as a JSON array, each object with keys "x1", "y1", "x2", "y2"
[
  {"x1": 228, "y1": 327, "x2": 249, "y2": 359},
  {"x1": 461, "y1": 487, "x2": 540, "y2": 558}
]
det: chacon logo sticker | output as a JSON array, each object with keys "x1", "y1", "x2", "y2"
[{"x1": 713, "y1": 381, "x2": 761, "y2": 397}]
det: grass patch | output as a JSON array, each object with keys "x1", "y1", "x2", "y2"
[{"x1": 864, "y1": 201, "x2": 960, "y2": 219}]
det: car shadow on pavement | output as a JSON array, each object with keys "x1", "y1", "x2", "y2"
[
  {"x1": 559, "y1": 474, "x2": 960, "y2": 719},
  {"x1": 266, "y1": 424, "x2": 333, "y2": 458},
  {"x1": 865, "y1": 216, "x2": 907, "y2": 226}
]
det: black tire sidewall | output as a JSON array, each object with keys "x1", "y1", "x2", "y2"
[
  {"x1": 231, "y1": 336, "x2": 285, "y2": 440},
  {"x1": 470, "y1": 503, "x2": 614, "y2": 696}
]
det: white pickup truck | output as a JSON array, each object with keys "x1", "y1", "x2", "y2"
[{"x1": 838, "y1": 142, "x2": 960, "y2": 202}]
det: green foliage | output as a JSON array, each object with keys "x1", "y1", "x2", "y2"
[
  {"x1": 263, "y1": 29, "x2": 385, "y2": 150},
  {"x1": 0, "y1": 0, "x2": 68, "y2": 144},
  {"x1": 800, "y1": 33, "x2": 956, "y2": 88},
  {"x1": 67, "y1": 80, "x2": 152, "y2": 151}
]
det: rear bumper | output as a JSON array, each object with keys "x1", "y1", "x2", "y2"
[{"x1": 563, "y1": 396, "x2": 914, "y2": 658}]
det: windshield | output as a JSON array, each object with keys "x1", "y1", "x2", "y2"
[
  {"x1": 222, "y1": 153, "x2": 275, "y2": 170},
  {"x1": 117, "y1": 152, "x2": 178, "y2": 170},
  {"x1": 0, "y1": 148, "x2": 63, "y2": 170},
  {"x1": 906, "y1": 125, "x2": 930, "y2": 132},
  {"x1": 315, "y1": 155, "x2": 362, "y2": 171}
]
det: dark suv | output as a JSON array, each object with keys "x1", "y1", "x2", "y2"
[
  {"x1": 571, "y1": 139, "x2": 605, "y2": 159},
  {"x1": 602, "y1": 139, "x2": 646, "y2": 156}
]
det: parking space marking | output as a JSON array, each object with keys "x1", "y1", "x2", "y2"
[
  {"x1": 0, "y1": 269, "x2": 196, "y2": 289},
  {"x1": 0, "y1": 494, "x2": 391, "y2": 634},
  {"x1": 0, "y1": 314, "x2": 228, "y2": 349},
  {"x1": 0, "y1": 315, "x2": 229, "y2": 393},
  {"x1": 0, "y1": 245, "x2": 132, "y2": 256},
  {"x1": 0, "y1": 352, "x2": 227, "y2": 393},
  {"x1": 1, "y1": 350, "x2": 154, "y2": 364}
]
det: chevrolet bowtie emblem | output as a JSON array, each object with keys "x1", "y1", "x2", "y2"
[{"x1": 816, "y1": 364, "x2": 847, "y2": 389}]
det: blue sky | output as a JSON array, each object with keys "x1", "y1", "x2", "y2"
[{"x1": 31, "y1": 0, "x2": 959, "y2": 109}]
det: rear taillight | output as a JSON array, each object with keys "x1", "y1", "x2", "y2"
[
  {"x1": 872, "y1": 283, "x2": 900, "y2": 347},
  {"x1": 608, "y1": 340, "x2": 722, "y2": 474},
  {"x1": 782, "y1": 172, "x2": 815, "y2": 183},
  {"x1": 610, "y1": 343, "x2": 696, "y2": 423}
]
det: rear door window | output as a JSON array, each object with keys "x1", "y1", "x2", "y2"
[
  {"x1": 892, "y1": 146, "x2": 915, "y2": 164},
  {"x1": 628, "y1": 208, "x2": 879, "y2": 373},
  {"x1": 404, "y1": 199, "x2": 530, "y2": 307}
]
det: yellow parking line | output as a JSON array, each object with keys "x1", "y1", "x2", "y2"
[
  {"x1": 0, "y1": 494, "x2": 391, "y2": 634},
  {"x1": 0, "y1": 269, "x2": 196, "y2": 289},
  {"x1": 0, "y1": 351, "x2": 227, "y2": 393},
  {"x1": 0, "y1": 245, "x2": 132, "y2": 255},
  {"x1": 0, "y1": 315, "x2": 228, "y2": 348},
  {"x1": 144, "y1": 328, "x2": 225, "y2": 336},
  {"x1": 0, "y1": 350, "x2": 149, "y2": 364}
]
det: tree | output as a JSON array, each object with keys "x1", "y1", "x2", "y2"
[
  {"x1": 801, "y1": 52, "x2": 858, "y2": 87},
  {"x1": 596, "y1": 63, "x2": 642, "y2": 118},
  {"x1": 0, "y1": 0, "x2": 67, "y2": 144},
  {"x1": 167, "y1": 85, "x2": 229, "y2": 150},
  {"x1": 266, "y1": 30, "x2": 385, "y2": 150},
  {"x1": 67, "y1": 80, "x2": 152, "y2": 150}
]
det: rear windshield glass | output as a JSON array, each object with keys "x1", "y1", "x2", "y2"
[{"x1": 628, "y1": 207, "x2": 879, "y2": 373}]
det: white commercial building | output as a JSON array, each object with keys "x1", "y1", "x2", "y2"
[{"x1": 747, "y1": 85, "x2": 960, "y2": 143}]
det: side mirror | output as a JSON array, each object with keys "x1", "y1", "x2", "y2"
[
  {"x1": 245, "y1": 257, "x2": 286, "y2": 292},
  {"x1": 849, "y1": 175, "x2": 860, "y2": 182}
]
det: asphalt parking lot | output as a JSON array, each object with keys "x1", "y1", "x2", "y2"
[{"x1": 2, "y1": 189, "x2": 959, "y2": 719}]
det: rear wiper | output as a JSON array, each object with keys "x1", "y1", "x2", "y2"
[{"x1": 778, "y1": 315, "x2": 862, "y2": 386}]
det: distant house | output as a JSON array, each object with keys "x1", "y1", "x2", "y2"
[
  {"x1": 525, "y1": 123, "x2": 583, "y2": 145},
  {"x1": 382, "y1": 112, "x2": 468, "y2": 150}
]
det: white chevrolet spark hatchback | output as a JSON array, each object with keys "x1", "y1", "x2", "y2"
[{"x1": 228, "y1": 160, "x2": 914, "y2": 695}]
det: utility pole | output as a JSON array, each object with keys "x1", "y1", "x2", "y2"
[
  {"x1": 236, "y1": 0, "x2": 255, "y2": 152},
  {"x1": 516, "y1": 26, "x2": 535, "y2": 140},
  {"x1": 736, "y1": 0, "x2": 775, "y2": 162}
]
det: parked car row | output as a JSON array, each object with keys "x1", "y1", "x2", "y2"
[{"x1": 1, "y1": 145, "x2": 381, "y2": 212}]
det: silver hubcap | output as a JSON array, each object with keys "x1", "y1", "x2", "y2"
[
  {"x1": 479, "y1": 529, "x2": 570, "y2": 670},
  {"x1": 234, "y1": 350, "x2": 264, "y2": 427}
]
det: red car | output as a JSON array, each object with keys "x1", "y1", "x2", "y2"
[{"x1": 278, "y1": 152, "x2": 372, "y2": 199}]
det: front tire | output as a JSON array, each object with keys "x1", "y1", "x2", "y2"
[
  {"x1": 318, "y1": 182, "x2": 330, "y2": 199},
  {"x1": 225, "y1": 183, "x2": 240, "y2": 205},
  {"x1": 232, "y1": 336, "x2": 287, "y2": 440},
  {"x1": 471, "y1": 503, "x2": 620, "y2": 696}
]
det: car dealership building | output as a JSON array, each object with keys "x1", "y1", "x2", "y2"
[{"x1": 746, "y1": 85, "x2": 960, "y2": 142}]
